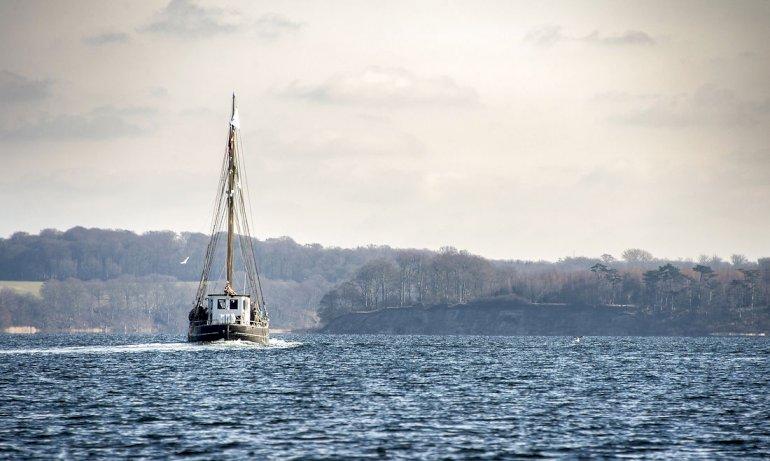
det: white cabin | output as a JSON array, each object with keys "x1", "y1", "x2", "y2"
[{"x1": 206, "y1": 295, "x2": 251, "y2": 325}]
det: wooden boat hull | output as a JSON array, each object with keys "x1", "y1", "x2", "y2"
[{"x1": 188, "y1": 323, "x2": 269, "y2": 345}]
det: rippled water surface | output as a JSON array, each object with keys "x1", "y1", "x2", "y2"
[{"x1": 0, "y1": 334, "x2": 768, "y2": 459}]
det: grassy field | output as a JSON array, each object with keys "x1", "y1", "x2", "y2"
[
  {"x1": 0, "y1": 281, "x2": 43, "y2": 297},
  {"x1": 0, "y1": 281, "x2": 198, "y2": 298}
]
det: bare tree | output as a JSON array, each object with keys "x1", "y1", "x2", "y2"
[
  {"x1": 730, "y1": 254, "x2": 749, "y2": 268},
  {"x1": 622, "y1": 248, "x2": 654, "y2": 266}
]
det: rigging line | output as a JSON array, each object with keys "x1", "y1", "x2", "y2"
[
  {"x1": 199, "y1": 176, "x2": 226, "y2": 264},
  {"x1": 190, "y1": 146, "x2": 226, "y2": 276},
  {"x1": 197, "y1": 169, "x2": 226, "y2": 255},
  {"x1": 235, "y1": 218, "x2": 254, "y2": 300},
  {"x1": 198, "y1": 143, "x2": 230, "y2": 237},
  {"x1": 234, "y1": 204, "x2": 261, "y2": 309},
  {"x1": 235, "y1": 185, "x2": 264, "y2": 309},
  {"x1": 233, "y1": 158, "x2": 264, "y2": 299},
  {"x1": 238, "y1": 192, "x2": 267, "y2": 313},
  {"x1": 236, "y1": 130, "x2": 257, "y2": 241},
  {"x1": 237, "y1": 230, "x2": 262, "y2": 315},
  {"x1": 195, "y1": 208, "x2": 222, "y2": 298},
  {"x1": 245, "y1": 225, "x2": 265, "y2": 315},
  {"x1": 217, "y1": 125, "x2": 266, "y2": 321},
  {"x1": 235, "y1": 230, "x2": 264, "y2": 322},
  {"x1": 194, "y1": 126, "x2": 233, "y2": 306},
  {"x1": 194, "y1": 207, "x2": 225, "y2": 306},
  {"x1": 213, "y1": 256, "x2": 226, "y2": 291},
  {"x1": 203, "y1": 144, "x2": 230, "y2": 240},
  {"x1": 193, "y1": 156, "x2": 229, "y2": 307},
  {"x1": 233, "y1": 130, "x2": 267, "y2": 315}
]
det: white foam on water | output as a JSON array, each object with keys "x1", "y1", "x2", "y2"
[
  {"x1": 0, "y1": 337, "x2": 302, "y2": 355},
  {"x1": 267, "y1": 337, "x2": 303, "y2": 349}
]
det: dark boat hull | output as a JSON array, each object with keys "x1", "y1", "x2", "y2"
[{"x1": 188, "y1": 323, "x2": 269, "y2": 345}]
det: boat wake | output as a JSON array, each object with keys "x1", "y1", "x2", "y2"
[{"x1": 0, "y1": 338, "x2": 302, "y2": 356}]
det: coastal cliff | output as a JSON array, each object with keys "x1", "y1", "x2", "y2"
[{"x1": 320, "y1": 296, "x2": 768, "y2": 336}]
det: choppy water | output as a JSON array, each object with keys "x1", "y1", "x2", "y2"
[{"x1": 0, "y1": 334, "x2": 768, "y2": 459}]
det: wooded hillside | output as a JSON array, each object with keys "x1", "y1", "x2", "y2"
[
  {"x1": 318, "y1": 248, "x2": 770, "y2": 330},
  {"x1": 0, "y1": 227, "x2": 396, "y2": 283},
  {"x1": 1, "y1": 228, "x2": 768, "y2": 334}
]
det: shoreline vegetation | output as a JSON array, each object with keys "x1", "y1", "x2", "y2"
[{"x1": 0, "y1": 227, "x2": 768, "y2": 336}]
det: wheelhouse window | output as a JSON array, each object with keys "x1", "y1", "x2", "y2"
[
  {"x1": 217, "y1": 299, "x2": 226, "y2": 309},
  {"x1": 230, "y1": 299, "x2": 239, "y2": 310}
]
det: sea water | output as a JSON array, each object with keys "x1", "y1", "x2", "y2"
[{"x1": 0, "y1": 334, "x2": 768, "y2": 459}]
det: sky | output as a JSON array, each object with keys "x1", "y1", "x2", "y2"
[{"x1": 0, "y1": 0, "x2": 769, "y2": 261}]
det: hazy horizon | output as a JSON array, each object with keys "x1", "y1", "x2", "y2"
[{"x1": 1, "y1": 0, "x2": 769, "y2": 261}]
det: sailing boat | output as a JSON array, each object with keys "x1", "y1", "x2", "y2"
[{"x1": 187, "y1": 94, "x2": 269, "y2": 344}]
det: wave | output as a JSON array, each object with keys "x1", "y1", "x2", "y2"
[{"x1": 0, "y1": 338, "x2": 302, "y2": 356}]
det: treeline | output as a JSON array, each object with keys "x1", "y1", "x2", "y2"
[
  {"x1": 0, "y1": 227, "x2": 396, "y2": 283},
  {"x1": 318, "y1": 248, "x2": 498, "y2": 321},
  {"x1": 2, "y1": 228, "x2": 768, "y2": 333},
  {"x1": 0, "y1": 275, "x2": 328, "y2": 332},
  {"x1": 318, "y1": 247, "x2": 770, "y2": 326},
  {"x1": 0, "y1": 276, "x2": 189, "y2": 333}
]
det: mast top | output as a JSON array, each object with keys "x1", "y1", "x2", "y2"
[{"x1": 230, "y1": 92, "x2": 240, "y2": 130}]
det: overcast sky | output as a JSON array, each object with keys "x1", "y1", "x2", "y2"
[{"x1": 1, "y1": 0, "x2": 768, "y2": 261}]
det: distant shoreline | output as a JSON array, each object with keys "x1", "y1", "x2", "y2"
[{"x1": 320, "y1": 296, "x2": 770, "y2": 337}]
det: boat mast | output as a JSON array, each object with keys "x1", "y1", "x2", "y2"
[{"x1": 225, "y1": 93, "x2": 236, "y2": 294}]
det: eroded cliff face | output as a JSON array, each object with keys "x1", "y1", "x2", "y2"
[{"x1": 320, "y1": 296, "x2": 766, "y2": 336}]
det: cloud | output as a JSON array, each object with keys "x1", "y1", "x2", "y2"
[
  {"x1": 254, "y1": 13, "x2": 302, "y2": 39},
  {"x1": 0, "y1": 70, "x2": 51, "y2": 103},
  {"x1": 257, "y1": 132, "x2": 427, "y2": 207},
  {"x1": 721, "y1": 149, "x2": 770, "y2": 187},
  {"x1": 179, "y1": 106, "x2": 214, "y2": 117},
  {"x1": 605, "y1": 85, "x2": 770, "y2": 127},
  {"x1": 0, "y1": 106, "x2": 156, "y2": 141},
  {"x1": 524, "y1": 26, "x2": 655, "y2": 47},
  {"x1": 82, "y1": 32, "x2": 130, "y2": 46},
  {"x1": 591, "y1": 91, "x2": 666, "y2": 103},
  {"x1": 140, "y1": 0, "x2": 237, "y2": 37},
  {"x1": 283, "y1": 67, "x2": 479, "y2": 107},
  {"x1": 523, "y1": 25, "x2": 565, "y2": 46},
  {"x1": 139, "y1": 1, "x2": 300, "y2": 40},
  {"x1": 286, "y1": 131, "x2": 425, "y2": 161},
  {"x1": 581, "y1": 30, "x2": 654, "y2": 46},
  {"x1": 149, "y1": 86, "x2": 168, "y2": 98}
]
